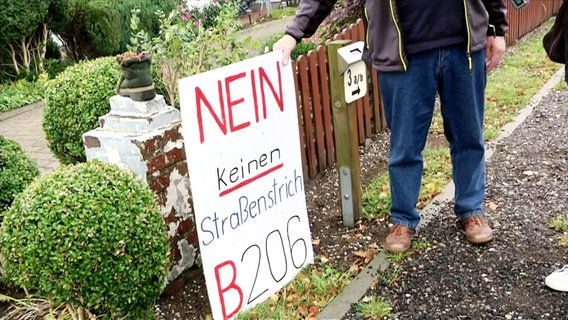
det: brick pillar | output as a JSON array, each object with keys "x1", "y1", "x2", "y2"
[{"x1": 83, "y1": 95, "x2": 199, "y2": 285}]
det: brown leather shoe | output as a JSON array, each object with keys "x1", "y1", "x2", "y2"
[
  {"x1": 385, "y1": 224, "x2": 414, "y2": 253},
  {"x1": 462, "y1": 215, "x2": 493, "y2": 244}
]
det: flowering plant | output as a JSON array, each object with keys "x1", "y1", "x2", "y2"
[{"x1": 128, "y1": 1, "x2": 248, "y2": 107}]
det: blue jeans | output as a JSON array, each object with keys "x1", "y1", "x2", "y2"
[{"x1": 379, "y1": 44, "x2": 486, "y2": 229}]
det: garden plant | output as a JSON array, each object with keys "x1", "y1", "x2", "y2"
[
  {"x1": 129, "y1": 0, "x2": 249, "y2": 107},
  {"x1": 0, "y1": 136, "x2": 39, "y2": 213},
  {"x1": 0, "y1": 160, "x2": 170, "y2": 319},
  {"x1": 43, "y1": 56, "x2": 119, "y2": 164}
]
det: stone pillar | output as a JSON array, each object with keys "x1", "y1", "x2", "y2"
[{"x1": 83, "y1": 95, "x2": 199, "y2": 286}]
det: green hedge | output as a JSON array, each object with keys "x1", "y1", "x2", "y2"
[
  {"x1": 0, "y1": 79, "x2": 45, "y2": 113},
  {"x1": 261, "y1": 33, "x2": 318, "y2": 61},
  {"x1": 43, "y1": 56, "x2": 119, "y2": 164},
  {"x1": 0, "y1": 136, "x2": 39, "y2": 212},
  {"x1": 58, "y1": 0, "x2": 177, "y2": 60},
  {"x1": 0, "y1": 160, "x2": 169, "y2": 319}
]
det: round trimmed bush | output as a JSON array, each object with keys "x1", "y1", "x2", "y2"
[
  {"x1": 43, "y1": 56, "x2": 120, "y2": 165},
  {"x1": 0, "y1": 136, "x2": 39, "y2": 212},
  {"x1": 0, "y1": 160, "x2": 169, "y2": 319}
]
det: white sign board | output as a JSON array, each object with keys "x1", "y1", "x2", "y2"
[
  {"x1": 179, "y1": 51, "x2": 314, "y2": 320},
  {"x1": 344, "y1": 60, "x2": 367, "y2": 104},
  {"x1": 337, "y1": 41, "x2": 367, "y2": 104}
]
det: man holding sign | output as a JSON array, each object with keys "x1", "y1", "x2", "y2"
[{"x1": 273, "y1": 0, "x2": 508, "y2": 253}]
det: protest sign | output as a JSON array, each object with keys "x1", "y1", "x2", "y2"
[{"x1": 179, "y1": 51, "x2": 314, "y2": 320}]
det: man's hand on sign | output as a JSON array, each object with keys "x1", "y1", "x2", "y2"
[{"x1": 272, "y1": 34, "x2": 297, "y2": 65}]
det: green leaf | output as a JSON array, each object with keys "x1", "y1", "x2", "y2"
[{"x1": 0, "y1": 160, "x2": 169, "y2": 319}]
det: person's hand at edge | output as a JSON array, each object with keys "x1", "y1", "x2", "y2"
[
  {"x1": 272, "y1": 34, "x2": 297, "y2": 65},
  {"x1": 485, "y1": 36, "x2": 506, "y2": 73}
]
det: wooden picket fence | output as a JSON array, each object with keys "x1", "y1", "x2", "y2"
[
  {"x1": 291, "y1": 1, "x2": 562, "y2": 180},
  {"x1": 505, "y1": 0, "x2": 563, "y2": 43}
]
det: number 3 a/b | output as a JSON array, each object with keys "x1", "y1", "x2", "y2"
[
  {"x1": 213, "y1": 215, "x2": 309, "y2": 319},
  {"x1": 346, "y1": 69, "x2": 363, "y2": 86}
]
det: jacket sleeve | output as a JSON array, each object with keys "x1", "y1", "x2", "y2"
[
  {"x1": 285, "y1": 0, "x2": 338, "y2": 43},
  {"x1": 483, "y1": 0, "x2": 509, "y2": 36}
]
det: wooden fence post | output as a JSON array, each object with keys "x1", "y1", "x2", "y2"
[{"x1": 327, "y1": 40, "x2": 363, "y2": 227}]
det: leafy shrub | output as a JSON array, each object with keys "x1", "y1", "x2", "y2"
[
  {"x1": 179, "y1": 0, "x2": 228, "y2": 29},
  {"x1": 0, "y1": 77, "x2": 46, "y2": 113},
  {"x1": 57, "y1": 0, "x2": 177, "y2": 60},
  {"x1": 115, "y1": 0, "x2": 177, "y2": 53},
  {"x1": 45, "y1": 38, "x2": 62, "y2": 60},
  {"x1": 43, "y1": 56, "x2": 119, "y2": 164},
  {"x1": 44, "y1": 58, "x2": 73, "y2": 79},
  {"x1": 291, "y1": 41, "x2": 318, "y2": 61},
  {"x1": 130, "y1": 1, "x2": 248, "y2": 107},
  {"x1": 0, "y1": 160, "x2": 169, "y2": 319},
  {"x1": 0, "y1": 64, "x2": 16, "y2": 84},
  {"x1": 261, "y1": 33, "x2": 317, "y2": 61},
  {"x1": 317, "y1": 1, "x2": 362, "y2": 42},
  {"x1": 0, "y1": 136, "x2": 39, "y2": 212},
  {"x1": 0, "y1": 0, "x2": 54, "y2": 80},
  {"x1": 58, "y1": 0, "x2": 121, "y2": 60}
]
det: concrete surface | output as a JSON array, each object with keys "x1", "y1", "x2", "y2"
[{"x1": 0, "y1": 101, "x2": 60, "y2": 174}]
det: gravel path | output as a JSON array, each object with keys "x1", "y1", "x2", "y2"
[{"x1": 341, "y1": 76, "x2": 568, "y2": 319}]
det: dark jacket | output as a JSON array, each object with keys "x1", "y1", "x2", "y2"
[{"x1": 286, "y1": 0, "x2": 509, "y2": 72}]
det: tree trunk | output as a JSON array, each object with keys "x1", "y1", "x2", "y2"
[
  {"x1": 38, "y1": 23, "x2": 48, "y2": 73},
  {"x1": 21, "y1": 38, "x2": 30, "y2": 71},
  {"x1": 8, "y1": 43, "x2": 20, "y2": 75}
]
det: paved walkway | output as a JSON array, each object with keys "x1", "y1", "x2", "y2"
[
  {"x1": 238, "y1": 15, "x2": 294, "y2": 42},
  {"x1": 0, "y1": 102, "x2": 60, "y2": 174}
]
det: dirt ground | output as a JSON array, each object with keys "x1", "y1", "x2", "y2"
[
  {"x1": 341, "y1": 88, "x2": 568, "y2": 319},
  {"x1": 153, "y1": 128, "x2": 396, "y2": 319},
  {"x1": 154, "y1": 88, "x2": 568, "y2": 319}
]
